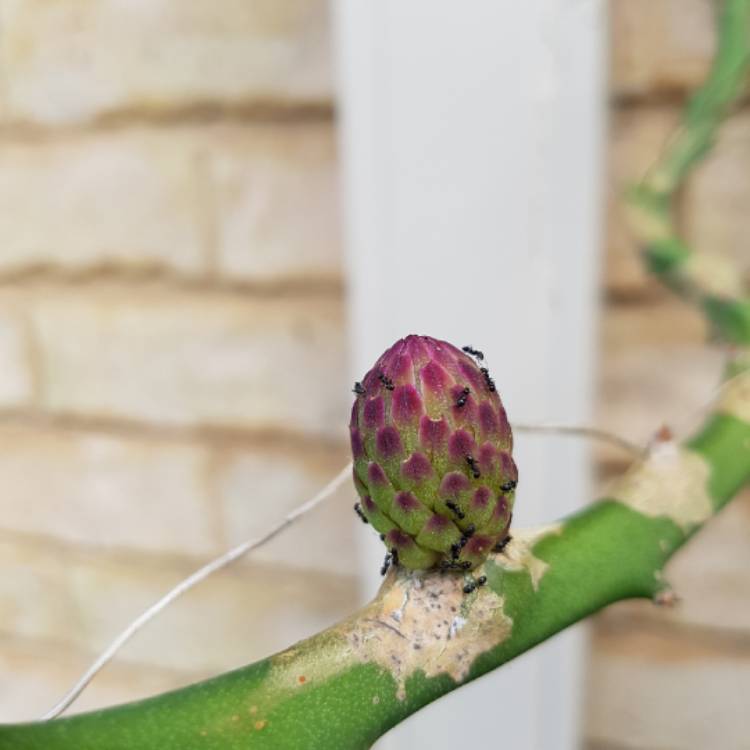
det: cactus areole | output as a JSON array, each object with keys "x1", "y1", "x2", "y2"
[{"x1": 350, "y1": 335, "x2": 517, "y2": 571}]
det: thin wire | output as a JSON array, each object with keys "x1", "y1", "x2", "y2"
[
  {"x1": 41, "y1": 462, "x2": 353, "y2": 721},
  {"x1": 512, "y1": 422, "x2": 643, "y2": 457}
]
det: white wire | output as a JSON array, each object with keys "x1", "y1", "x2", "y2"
[
  {"x1": 512, "y1": 421, "x2": 642, "y2": 457},
  {"x1": 41, "y1": 462, "x2": 353, "y2": 721}
]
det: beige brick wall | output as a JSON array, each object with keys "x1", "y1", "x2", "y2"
[
  {"x1": 588, "y1": 2, "x2": 750, "y2": 749},
  {"x1": 0, "y1": 0, "x2": 358, "y2": 722}
]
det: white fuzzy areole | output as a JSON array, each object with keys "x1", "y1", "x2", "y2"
[
  {"x1": 608, "y1": 441, "x2": 713, "y2": 533},
  {"x1": 493, "y1": 524, "x2": 563, "y2": 591},
  {"x1": 346, "y1": 567, "x2": 511, "y2": 700},
  {"x1": 719, "y1": 369, "x2": 750, "y2": 424}
]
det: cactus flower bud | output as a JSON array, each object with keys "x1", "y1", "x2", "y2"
[{"x1": 350, "y1": 335, "x2": 517, "y2": 571}]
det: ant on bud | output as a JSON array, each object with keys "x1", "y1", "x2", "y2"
[
  {"x1": 500, "y1": 479, "x2": 517, "y2": 493},
  {"x1": 465, "y1": 455, "x2": 481, "y2": 479},
  {"x1": 455, "y1": 387, "x2": 470, "y2": 408},
  {"x1": 353, "y1": 503, "x2": 369, "y2": 524},
  {"x1": 352, "y1": 381, "x2": 366, "y2": 395},
  {"x1": 380, "y1": 553, "x2": 392, "y2": 576},
  {"x1": 479, "y1": 367, "x2": 496, "y2": 393},
  {"x1": 463, "y1": 573, "x2": 487, "y2": 595},
  {"x1": 378, "y1": 372, "x2": 395, "y2": 391},
  {"x1": 493, "y1": 534, "x2": 512, "y2": 553},
  {"x1": 462, "y1": 346, "x2": 484, "y2": 362},
  {"x1": 390, "y1": 547, "x2": 399, "y2": 566},
  {"x1": 463, "y1": 523, "x2": 476, "y2": 539},
  {"x1": 446, "y1": 501, "x2": 465, "y2": 520}
]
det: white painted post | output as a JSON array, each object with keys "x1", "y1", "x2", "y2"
[{"x1": 333, "y1": 2, "x2": 607, "y2": 747}]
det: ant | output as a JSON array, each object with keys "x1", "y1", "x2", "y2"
[
  {"x1": 390, "y1": 547, "x2": 399, "y2": 566},
  {"x1": 463, "y1": 574, "x2": 487, "y2": 595},
  {"x1": 378, "y1": 372, "x2": 395, "y2": 391},
  {"x1": 493, "y1": 534, "x2": 512, "y2": 553},
  {"x1": 455, "y1": 387, "x2": 470, "y2": 408},
  {"x1": 352, "y1": 381, "x2": 366, "y2": 395},
  {"x1": 462, "y1": 346, "x2": 484, "y2": 362},
  {"x1": 463, "y1": 523, "x2": 476, "y2": 539},
  {"x1": 466, "y1": 455, "x2": 481, "y2": 479},
  {"x1": 446, "y1": 501, "x2": 465, "y2": 520},
  {"x1": 479, "y1": 367, "x2": 496, "y2": 393},
  {"x1": 380, "y1": 553, "x2": 392, "y2": 576},
  {"x1": 353, "y1": 503, "x2": 369, "y2": 524},
  {"x1": 500, "y1": 479, "x2": 517, "y2": 493}
]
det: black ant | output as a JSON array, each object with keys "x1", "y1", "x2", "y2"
[
  {"x1": 463, "y1": 574, "x2": 487, "y2": 594},
  {"x1": 450, "y1": 542, "x2": 461, "y2": 559},
  {"x1": 380, "y1": 553, "x2": 392, "y2": 576},
  {"x1": 353, "y1": 503, "x2": 369, "y2": 524},
  {"x1": 390, "y1": 547, "x2": 399, "y2": 566},
  {"x1": 463, "y1": 523, "x2": 476, "y2": 539},
  {"x1": 466, "y1": 455, "x2": 481, "y2": 479},
  {"x1": 446, "y1": 501, "x2": 465, "y2": 520},
  {"x1": 479, "y1": 367, "x2": 496, "y2": 392},
  {"x1": 378, "y1": 373, "x2": 395, "y2": 391},
  {"x1": 493, "y1": 534, "x2": 512, "y2": 553},
  {"x1": 440, "y1": 559, "x2": 461, "y2": 571},
  {"x1": 352, "y1": 381, "x2": 366, "y2": 395},
  {"x1": 500, "y1": 479, "x2": 517, "y2": 493},
  {"x1": 455, "y1": 387, "x2": 470, "y2": 408},
  {"x1": 462, "y1": 346, "x2": 484, "y2": 362}
]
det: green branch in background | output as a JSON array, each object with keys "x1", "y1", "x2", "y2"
[
  {"x1": 627, "y1": 0, "x2": 750, "y2": 345},
  {"x1": 1, "y1": 0, "x2": 749, "y2": 748}
]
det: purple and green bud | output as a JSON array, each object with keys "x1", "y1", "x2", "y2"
[{"x1": 350, "y1": 335, "x2": 517, "y2": 571}]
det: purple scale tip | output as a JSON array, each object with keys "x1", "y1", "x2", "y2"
[
  {"x1": 350, "y1": 427, "x2": 365, "y2": 460},
  {"x1": 363, "y1": 397, "x2": 385, "y2": 430},
  {"x1": 367, "y1": 462, "x2": 388, "y2": 486},
  {"x1": 392, "y1": 384, "x2": 423, "y2": 424},
  {"x1": 479, "y1": 402, "x2": 499, "y2": 436},
  {"x1": 420, "y1": 360, "x2": 450, "y2": 393},
  {"x1": 395, "y1": 491, "x2": 421, "y2": 512},
  {"x1": 376, "y1": 426, "x2": 403, "y2": 459},
  {"x1": 362, "y1": 495, "x2": 378, "y2": 513},
  {"x1": 425, "y1": 513, "x2": 451, "y2": 532},
  {"x1": 439, "y1": 471, "x2": 470, "y2": 497},
  {"x1": 386, "y1": 528, "x2": 412, "y2": 548},
  {"x1": 401, "y1": 452, "x2": 433, "y2": 482},
  {"x1": 448, "y1": 429, "x2": 476, "y2": 462},
  {"x1": 464, "y1": 535, "x2": 492, "y2": 557},
  {"x1": 472, "y1": 486, "x2": 491, "y2": 509},
  {"x1": 419, "y1": 416, "x2": 448, "y2": 452}
]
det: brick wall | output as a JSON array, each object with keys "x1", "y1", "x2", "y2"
[
  {"x1": 587, "y1": 2, "x2": 750, "y2": 749},
  {"x1": 0, "y1": 0, "x2": 358, "y2": 721}
]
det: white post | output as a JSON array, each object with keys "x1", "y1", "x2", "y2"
[{"x1": 333, "y1": 2, "x2": 606, "y2": 747}]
